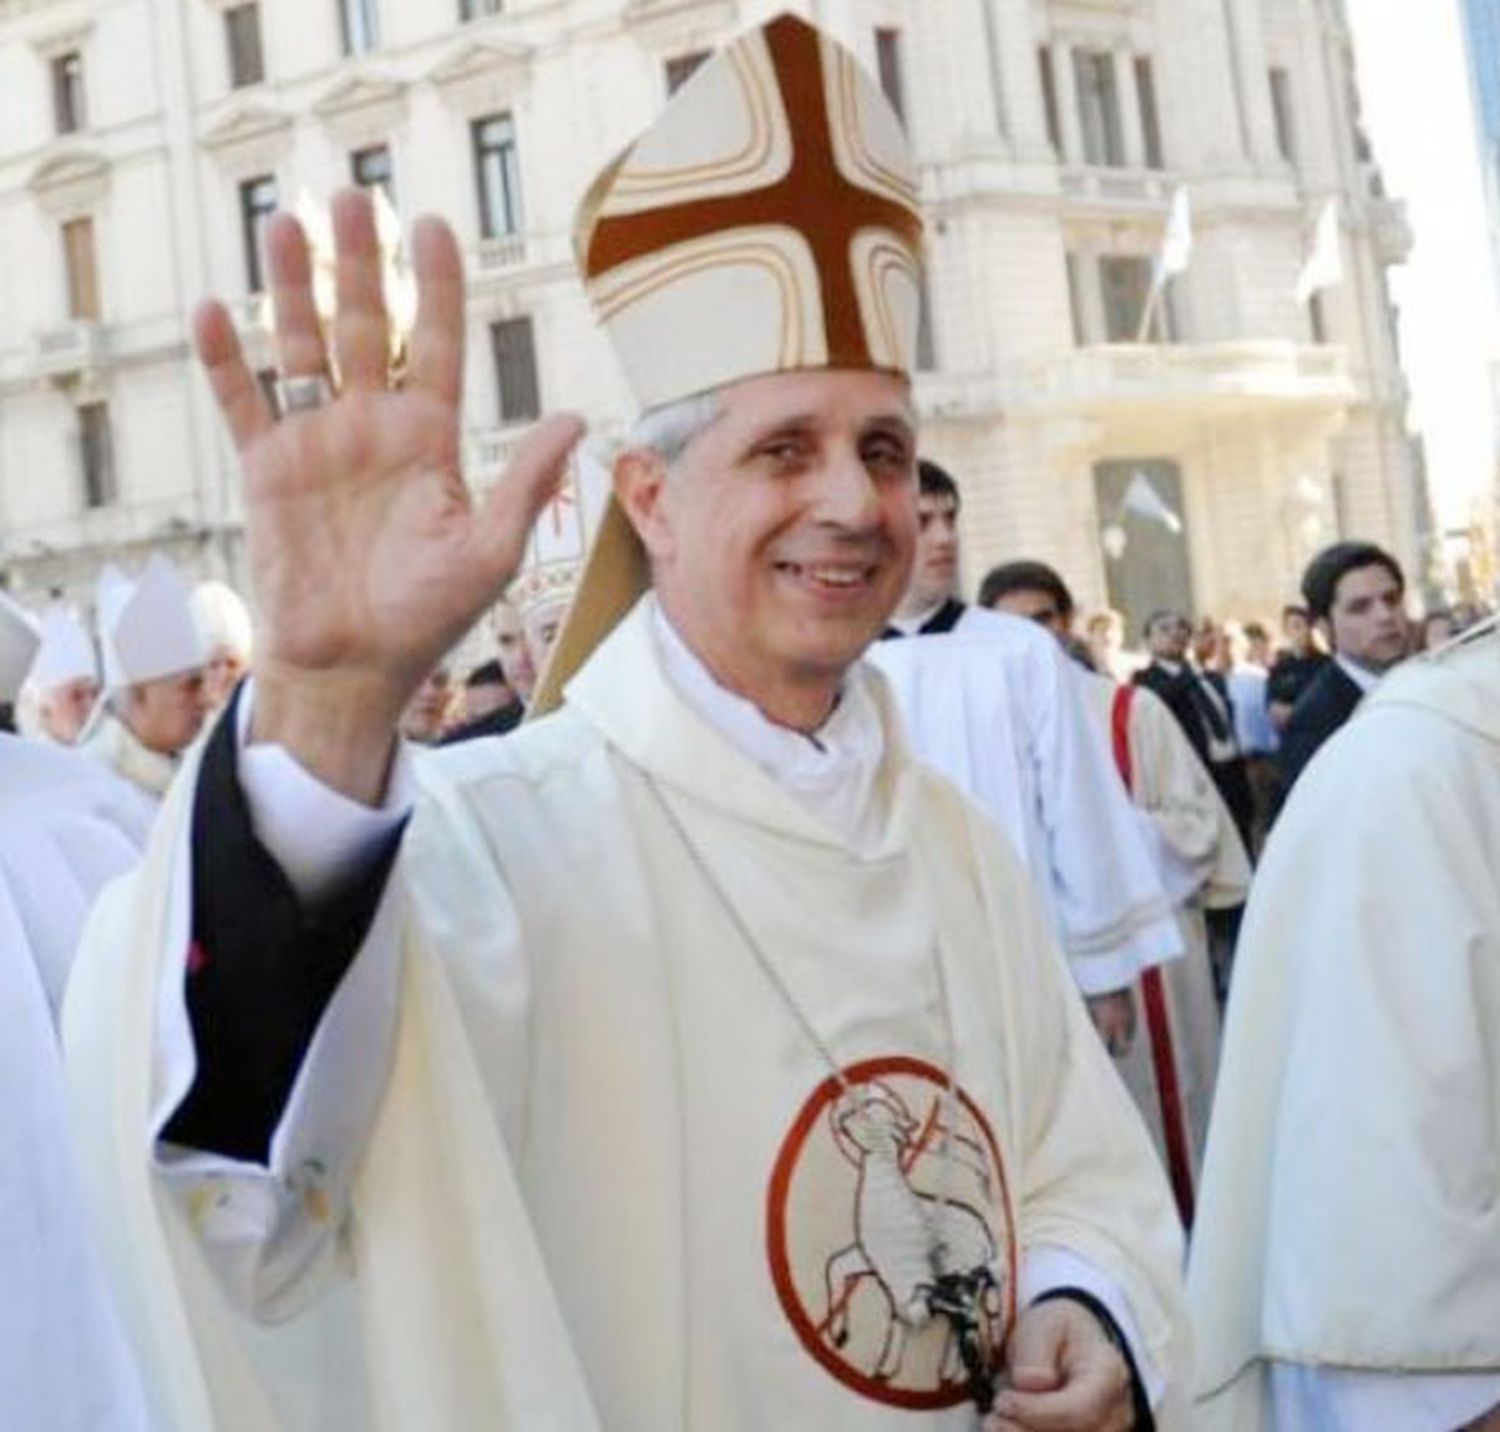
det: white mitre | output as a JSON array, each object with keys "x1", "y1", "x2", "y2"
[
  {"x1": 98, "y1": 555, "x2": 206, "y2": 690},
  {"x1": 28, "y1": 604, "x2": 99, "y2": 693},
  {"x1": 190, "y1": 579, "x2": 254, "y2": 660},
  {"x1": 534, "y1": 10, "x2": 925, "y2": 715},
  {"x1": 0, "y1": 593, "x2": 41, "y2": 705}
]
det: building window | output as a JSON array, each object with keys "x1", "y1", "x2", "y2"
[
  {"x1": 664, "y1": 51, "x2": 709, "y2": 95},
  {"x1": 62, "y1": 217, "x2": 100, "y2": 321},
  {"x1": 1073, "y1": 49, "x2": 1126, "y2": 167},
  {"x1": 239, "y1": 175, "x2": 278, "y2": 294},
  {"x1": 1269, "y1": 67, "x2": 1297, "y2": 163},
  {"x1": 78, "y1": 403, "x2": 116, "y2": 509},
  {"x1": 1038, "y1": 46, "x2": 1062, "y2": 155},
  {"x1": 491, "y1": 317, "x2": 540, "y2": 424},
  {"x1": 1135, "y1": 57, "x2": 1165, "y2": 170},
  {"x1": 472, "y1": 113, "x2": 524, "y2": 239},
  {"x1": 875, "y1": 28, "x2": 907, "y2": 124},
  {"x1": 1094, "y1": 458, "x2": 1193, "y2": 637},
  {"x1": 52, "y1": 52, "x2": 86, "y2": 135},
  {"x1": 225, "y1": 3, "x2": 265, "y2": 88},
  {"x1": 1099, "y1": 255, "x2": 1170, "y2": 341},
  {"x1": 459, "y1": 0, "x2": 502, "y2": 18},
  {"x1": 338, "y1": 0, "x2": 380, "y2": 57},
  {"x1": 351, "y1": 144, "x2": 395, "y2": 203}
]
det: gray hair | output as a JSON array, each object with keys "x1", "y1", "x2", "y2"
[{"x1": 621, "y1": 391, "x2": 722, "y2": 470}]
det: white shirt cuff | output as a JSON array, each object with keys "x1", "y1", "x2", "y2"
[
  {"x1": 236, "y1": 680, "x2": 414, "y2": 904},
  {"x1": 1021, "y1": 1243, "x2": 1164, "y2": 1408}
]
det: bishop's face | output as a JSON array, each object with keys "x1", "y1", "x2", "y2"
[{"x1": 621, "y1": 369, "x2": 918, "y2": 729}]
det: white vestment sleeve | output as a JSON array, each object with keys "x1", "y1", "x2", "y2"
[
  {"x1": 150, "y1": 694, "x2": 415, "y2": 1318},
  {"x1": 1022, "y1": 1244, "x2": 1164, "y2": 1407},
  {"x1": 1029, "y1": 642, "x2": 1180, "y2": 993},
  {"x1": 1269, "y1": 1362, "x2": 1500, "y2": 1431}
]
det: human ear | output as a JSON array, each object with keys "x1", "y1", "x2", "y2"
[{"x1": 613, "y1": 448, "x2": 676, "y2": 563}]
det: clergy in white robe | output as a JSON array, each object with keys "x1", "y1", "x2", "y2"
[
  {"x1": 866, "y1": 617, "x2": 1182, "y2": 999},
  {"x1": 83, "y1": 554, "x2": 210, "y2": 811},
  {"x1": 1077, "y1": 675, "x2": 1248, "y2": 1226},
  {"x1": 0, "y1": 632, "x2": 153, "y2": 1428},
  {"x1": 65, "y1": 17, "x2": 1187, "y2": 1429},
  {"x1": 1189, "y1": 618, "x2": 1500, "y2": 1429}
]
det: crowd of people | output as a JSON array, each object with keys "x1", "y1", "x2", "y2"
[{"x1": 0, "y1": 14, "x2": 1496, "y2": 1432}]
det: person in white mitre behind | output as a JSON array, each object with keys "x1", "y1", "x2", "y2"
[
  {"x1": 1189, "y1": 617, "x2": 1500, "y2": 1431},
  {"x1": 65, "y1": 15, "x2": 1187, "y2": 1432},
  {"x1": 976, "y1": 559, "x2": 1250, "y2": 1229},
  {"x1": 869, "y1": 459, "x2": 1183, "y2": 1065},
  {"x1": 191, "y1": 578, "x2": 255, "y2": 712},
  {"x1": 23, "y1": 602, "x2": 101, "y2": 746},
  {"x1": 0, "y1": 591, "x2": 152, "y2": 1430},
  {"x1": 82, "y1": 554, "x2": 210, "y2": 811}
]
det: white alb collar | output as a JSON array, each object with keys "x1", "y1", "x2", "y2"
[{"x1": 650, "y1": 601, "x2": 888, "y2": 853}]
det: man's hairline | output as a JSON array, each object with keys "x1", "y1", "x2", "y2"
[{"x1": 618, "y1": 377, "x2": 920, "y2": 475}]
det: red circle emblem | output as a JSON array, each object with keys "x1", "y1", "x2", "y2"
[{"x1": 766, "y1": 1055, "x2": 1018, "y2": 1409}]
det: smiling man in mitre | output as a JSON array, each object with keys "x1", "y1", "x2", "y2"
[{"x1": 66, "y1": 14, "x2": 1185, "y2": 1430}]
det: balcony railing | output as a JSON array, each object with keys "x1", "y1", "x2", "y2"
[
  {"x1": 32, "y1": 319, "x2": 108, "y2": 377},
  {"x1": 1058, "y1": 166, "x2": 1174, "y2": 207},
  {"x1": 1005, "y1": 341, "x2": 1357, "y2": 416}
]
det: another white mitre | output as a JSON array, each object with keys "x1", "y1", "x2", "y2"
[
  {"x1": 98, "y1": 554, "x2": 206, "y2": 691},
  {"x1": 28, "y1": 604, "x2": 99, "y2": 694},
  {"x1": 190, "y1": 579, "x2": 254, "y2": 661}
]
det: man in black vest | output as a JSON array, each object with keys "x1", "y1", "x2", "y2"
[
  {"x1": 1135, "y1": 609, "x2": 1255, "y2": 853},
  {"x1": 1275, "y1": 541, "x2": 1408, "y2": 807}
]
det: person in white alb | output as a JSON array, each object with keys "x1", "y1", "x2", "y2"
[
  {"x1": 869, "y1": 463, "x2": 1182, "y2": 1060},
  {"x1": 1191, "y1": 618, "x2": 1500, "y2": 1431},
  {"x1": 65, "y1": 17, "x2": 1187, "y2": 1430},
  {"x1": 0, "y1": 593, "x2": 152, "y2": 1430},
  {"x1": 976, "y1": 560, "x2": 1249, "y2": 1227}
]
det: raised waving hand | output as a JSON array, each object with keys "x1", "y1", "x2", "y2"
[{"x1": 193, "y1": 188, "x2": 581, "y2": 800}]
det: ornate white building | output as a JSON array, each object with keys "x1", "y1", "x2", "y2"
[{"x1": 0, "y1": 0, "x2": 1418, "y2": 631}]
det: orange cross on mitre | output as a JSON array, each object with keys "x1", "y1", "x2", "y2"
[{"x1": 582, "y1": 14, "x2": 924, "y2": 371}]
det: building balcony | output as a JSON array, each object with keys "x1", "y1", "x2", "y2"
[
  {"x1": 1058, "y1": 165, "x2": 1175, "y2": 210},
  {"x1": 1002, "y1": 341, "x2": 1357, "y2": 419},
  {"x1": 32, "y1": 319, "x2": 110, "y2": 379}
]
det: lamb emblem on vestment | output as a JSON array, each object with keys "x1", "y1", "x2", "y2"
[{"x1": 766, "y1": 1055, "x2": 1017, "y2": 1410}]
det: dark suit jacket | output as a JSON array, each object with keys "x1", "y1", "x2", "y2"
[
  {"x1": 1275, "y1": 659, "x2": 1364, "y2": 804},
  {"x1": 1132, "y1": 662, "x2": 1233, "y2": 767}
]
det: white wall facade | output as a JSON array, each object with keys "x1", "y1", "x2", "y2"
[{"x1": 0, "y1": 0, "x2": 1418, "y2": 631}]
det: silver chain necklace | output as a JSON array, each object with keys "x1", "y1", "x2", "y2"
[{"x1": 642, "y1": 774, "x2": 1004, "y2": 1410}]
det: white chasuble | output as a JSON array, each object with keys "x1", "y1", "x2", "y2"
[
  {"x1": 1190, "y1": 625, "x2": 1500, "y2": 1430},
  {"x1": 66, "y1": 600, "x2": 1188, "y2": 1430},
  {"x1": 0, "y1": 736, "x2": 152, "y2": 1429}
]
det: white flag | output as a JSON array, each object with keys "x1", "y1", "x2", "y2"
[
  {"x1": 1122, "y1": 471, "x2": 1184, "y2": 534},
  {"x1": 1296, "y1": 197, "x2": 1343, "y2": 304},
  {"x1": 1157, "y1": 186, "x2": 1193, "y2": 281}
]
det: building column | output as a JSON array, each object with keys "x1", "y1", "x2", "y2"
[
  {"x1": 1052, "y1": 38, "x2": 1083, "y2": 165},
  {"x1": 1115, "y1": 40, "x2": 1146, "y2": 169},
  {"x1": 988, "y1": 0, "x2": 1050, "y2": 155},
  {"x1": 1223, "y1": 0, "x2": 1283, "y2": 166}
]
